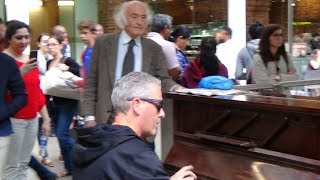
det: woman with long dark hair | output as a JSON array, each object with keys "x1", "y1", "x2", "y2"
[
  {"x1": 182, "y1": 36, "x2": 228, "y2": 88},
  {"x1": 252, "y1": 24, "x2": 297, "y2": 83},
  {"x1": 1, "y1": 20, "x2": 52, "y2": 179}
]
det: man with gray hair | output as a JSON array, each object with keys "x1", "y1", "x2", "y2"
[
  {"x1": 81, "y1": 0, "x2": 182, "y2": 127},
  {"x1": 147, "y1": 14, "x2": 181, "y2": 81},
  {"x1": 73, "y1": 72, "x2": 196, "y2": 180}
]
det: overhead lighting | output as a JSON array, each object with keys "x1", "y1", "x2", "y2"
[
  {"x1": 5, "y1": 0, "x2": 43, "y2": 7},
  {"x1": 58, "y1": 1, "x2": 74, "y2": 6},
  {"x1": 31, "y1": 0, "x2": 43, "y2": 7}
]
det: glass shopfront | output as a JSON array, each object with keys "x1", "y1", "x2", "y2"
[
  {"x1": 2, "y1": 0, "x2": 320, "y2": 76},
  {"x1": 147, "y1": 0, "x2": 320, "y2": 79},
  {"x1": 147, "y1": 0, "x2": 319, "y2": 51}
]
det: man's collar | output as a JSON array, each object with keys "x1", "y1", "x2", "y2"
[
  {"x1": 147, "y1": 32, "x2": 164, "y2": 39},
  {"x1": 120, "y1": 30, "x2": 141, "y2": 47}
]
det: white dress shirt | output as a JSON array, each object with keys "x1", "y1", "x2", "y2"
[
  {"x1": 146, "y1": 32, "x2": 180, "y2": 70},
  {"x1": 216, "y1": 39, "x2": 241, "y2": 79},
  {"x1": 115, "y1": 31, "x2": 142, "y2": 82}
]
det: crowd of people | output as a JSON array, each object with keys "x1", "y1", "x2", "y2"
[
  {"x1": 0, "y1": 16, "x2": 103, "y2": 179},
  {"x1": 2, "y1": 0, "x2": 320, "y2": 179}
]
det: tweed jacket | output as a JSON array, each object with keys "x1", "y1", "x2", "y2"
[{"x1": 80, "y1": 33, "x2": 177, "y2": 124}]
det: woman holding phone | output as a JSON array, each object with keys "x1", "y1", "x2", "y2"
[{"x1": 1, "y1": 20, "x2": 51, "y2": 179}]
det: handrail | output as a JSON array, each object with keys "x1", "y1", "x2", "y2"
[{"x1": 234, "y1": 79, "x2": 320, "y2": 91}]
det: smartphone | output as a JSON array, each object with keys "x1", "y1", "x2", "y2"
[
  {"x1": 29, "y1": 58, "x2": 37, "y2": 64},
  {"x1": 30, "y1": 50, "x2": 37, "y2": 59}
]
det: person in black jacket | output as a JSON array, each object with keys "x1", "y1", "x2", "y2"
[
  {"x1": 0, "y1": 52, "x2": 27, "y2": 176},
  {"x1": 73, "y1": 72, "x2": 196, "y2": 180}
]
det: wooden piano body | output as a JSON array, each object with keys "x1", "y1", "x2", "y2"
[{"x1": 164, "y1": 92, "x2": 320, "y2": 180}]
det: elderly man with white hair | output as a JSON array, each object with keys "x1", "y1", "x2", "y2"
[{"x1": 81, "y1": 0, "x2": 182, "y2": 127}]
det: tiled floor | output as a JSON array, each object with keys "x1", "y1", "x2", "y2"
[{"x1": 28, "y1": 137, "x2": 71, "y2": 180}]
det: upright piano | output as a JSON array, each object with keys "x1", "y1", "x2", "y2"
[{"x1": 164, "y1": 92, "x2": 320, "y2": 180}]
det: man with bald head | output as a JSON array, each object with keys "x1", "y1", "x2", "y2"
[
  {"x1": 95, "y1": 24, "x2": 104, "y2": 36},
  {"x1": 52, "y1": 25, "x2": 71, "y2": 57},
  {"x1": 81, "y1": 0, "x2": 181, "y2": 127}
]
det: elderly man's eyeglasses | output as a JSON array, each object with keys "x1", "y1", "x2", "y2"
[{"x1": 127, "y1": 97, "x2": 163, "y2": 112}]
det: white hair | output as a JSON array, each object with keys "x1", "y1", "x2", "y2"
[{"x1": 113, "y1": 0, "x2": 154, "y2": 29}]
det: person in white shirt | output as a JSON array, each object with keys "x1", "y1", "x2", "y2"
[
  {"x1": 147, "y1": 14, "x2": 181, "y2": 81},
  {"x1": 33, "y1": 33, "x2": 51, "y2": 75},
  {"x1": 216, "y1": 26, "x2": 241, "y2": 79}
]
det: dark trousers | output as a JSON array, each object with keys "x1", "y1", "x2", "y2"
[
  {"x1": 29, "y1": 156, "x2": 56, "y2": 180},
  {"x1": 54, "y1": 103, "x2": 77, "y2": 173}
]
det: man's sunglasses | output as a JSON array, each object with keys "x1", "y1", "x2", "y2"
[{"x1": 127, "y1": 97, "x2": 163, "y2": 112}]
